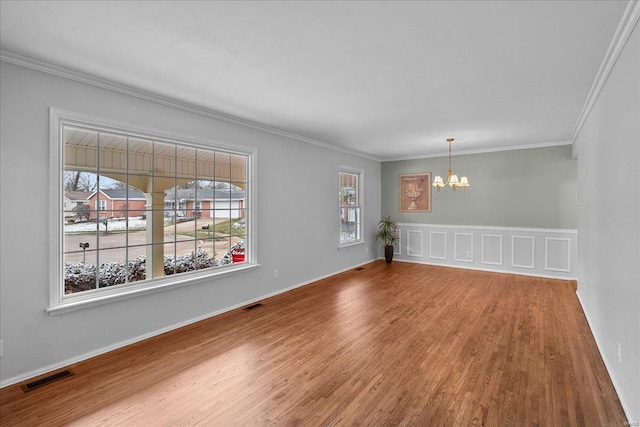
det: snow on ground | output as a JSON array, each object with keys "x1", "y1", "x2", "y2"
[{"x1": 65, "y1": 218, "x2": 148, "y2": 233}]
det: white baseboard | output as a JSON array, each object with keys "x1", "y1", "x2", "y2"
[
  {"x1": 0, "y1": 260, "x2": 373, "y2": 389},
  {"x1": 576, "y1": 291, "x2": 636, "y2": 425},
  {"x1": 390, "y1": 258, "x2": 576, "y2": 281}
]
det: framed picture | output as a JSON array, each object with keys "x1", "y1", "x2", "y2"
[{"x1": 399, "y1": 173, "x2": 432, "y2": 212}]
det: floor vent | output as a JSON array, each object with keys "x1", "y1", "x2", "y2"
[
  {"x1": 355, "y1": 267, "x2": 365, "y2": 271},
  {"x1": 22, "y1": 370, "x2": 74, "y2": 392},
  {"x1": 243, "y1": 303, "x2": 264, "y2": 311}
]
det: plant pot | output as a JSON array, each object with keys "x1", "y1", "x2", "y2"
[
  {"x1": 232, "y1": 253, "x2": 245, "y2": 263},
  {"x1": 384, "y1": 245, "x2": 394, "y2": 264}
]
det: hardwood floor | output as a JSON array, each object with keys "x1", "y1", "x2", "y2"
[{"x1": 0, "y1": 261, "x2": 626, "y2": 426}]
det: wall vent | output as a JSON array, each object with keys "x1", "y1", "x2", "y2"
[
  {"x1": 21, "y1": 370, "x2": 74, "y2": 392},
  {"x1": 243, "y1": 303, "x2": 264, "y2": 311}
]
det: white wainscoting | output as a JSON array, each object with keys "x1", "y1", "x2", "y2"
[
  {"x1": 512, "y1": 236, "x2": 535, "y2": 269},
  {"x1": 395, "y1": 223, "x2": 577, "y2": 279},
  {"x1": 429, "y1": 231, "x2": 446, "y2": 260},
  {"x1": 393, "y1": 232, "x2": 402, "y2": 255},
  {"x1": 482, "y1": 234, "x2": 503, "y2": 266},
  {"x1": 454, "y1": 233, "x2": 474, "y2": 263},
  {"x1": 406, "y1": 230, "x2": 423, "y2": 257}
]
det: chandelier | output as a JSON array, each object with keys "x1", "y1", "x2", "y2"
[{"x1": 432, "y1": 138, "x2": 469, "y2": 191}]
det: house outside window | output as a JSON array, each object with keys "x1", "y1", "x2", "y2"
[
  {"x1": 339, "y1": 167, "x2": 363, "y2": 246},
  {"x1": 50, "y1": 109, "x2": 255, "y2": 313}
]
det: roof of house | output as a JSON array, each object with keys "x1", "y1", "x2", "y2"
[
  {"x1": 64, "y1": 190, "x2": 92, "y2": 201},
  {"x1": 88, "y1": 189, "x2": 147, "y2": 200},
  {"x1": 86, "y1": 188, "x2": 244, "y2": 201}
]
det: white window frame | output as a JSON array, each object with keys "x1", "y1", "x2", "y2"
[
  {"x1": 96, "y1": 199, "x2": 107, "y2": 211},
  {"x1": 48, "y1": 109, "x2": 258, "y2": 315},
  {"x1": 338, "y1": 166, "x2": 364, "y2": 248}
]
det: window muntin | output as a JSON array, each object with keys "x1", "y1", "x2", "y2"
[
  {"x1": 339, "y1": 169, "x2": 362, "y2": 245},
  {"x1": 61, "y1": 122, "x2": 251, "y2": 297}
]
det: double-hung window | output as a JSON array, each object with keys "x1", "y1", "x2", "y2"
[
  {"x1": 49, "y1": 110, "x2": 255, "y2": 313},
  {"x1": 338, "y1": 167, "x2": 363, "y2": 246}
]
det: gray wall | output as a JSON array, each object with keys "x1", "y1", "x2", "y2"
[
  {"x1": 381, "y1": 145, "x2": 577, "y2": 229},
  {"x1": 0, "y1": 61, "x2": 381, "y2": 384},
  {"x1": 574, "y1": 22, "x2": 639, "y2": 422}
]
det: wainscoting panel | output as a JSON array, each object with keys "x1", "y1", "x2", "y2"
[
  {"x1": 454, "y1": 233, "x2": 474, "y2": 263},
  {"x1": 513, "y1": 236, "x2": 535, "y2": 269},
  {"x1": 429, "y1": 232, "x2": 447, "y2": 260},
  {"x1": 406, "y1": 230, "x2": 423, "y2": 257},
  {"x1": 545, "y1": 237, "x2": 571, "y2": 272},
  {"x1": 394, "y1": 232, "x2": 402, "y2": 255},
  {"x1": 482, "y1": 234, "x2": 503, "y2": 266},
  {"x1": 396, "y1": 224, "x2": 577, "y2": 279}
]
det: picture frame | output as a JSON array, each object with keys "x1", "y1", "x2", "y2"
[{"x1": 399, "y1": 173, "x2": 432, "y2": 212}]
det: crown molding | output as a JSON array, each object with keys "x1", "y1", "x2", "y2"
[
  {"x1": 0, "y1": 50, "x2": 381, "y2": 162},
  {"x1": 5, "y1": 0, "x2": 636, "y2": 166},
  {"x1": 382, "y1": 140, "x2": 572, "y2": 161},
  {"x1": 570, "y1": 0, "x2": 640, "y2": 147}
]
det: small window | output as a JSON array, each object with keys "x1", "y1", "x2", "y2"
[{"x1": 339, "y1": 168, "x2": 363, "y2": 246}]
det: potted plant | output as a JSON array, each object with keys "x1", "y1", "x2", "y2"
[{"x1": 375, "y1": 216, "x2": 399, "y2": 263}]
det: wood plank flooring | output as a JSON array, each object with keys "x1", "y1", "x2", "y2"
[{"x1": 0, "y1": 261, "x2": 627, "y2": 426}]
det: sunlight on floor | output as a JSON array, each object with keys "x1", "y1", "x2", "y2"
[{"x1": 66, "y1": 343, "x2": 259, "y2": 426}]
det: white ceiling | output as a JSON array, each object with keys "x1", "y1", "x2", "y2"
[{"x1": 0, "y1": 1, "x2": 629, "y2": 159}]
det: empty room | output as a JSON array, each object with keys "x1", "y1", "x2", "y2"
[{"x1": 0, "y1": 1, "x2": 638, "y2": 425}]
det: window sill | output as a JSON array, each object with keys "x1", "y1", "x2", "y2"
[
  {"x1": 338, "y1": 241, "x2": 365, "y2": 250},
  {"x1": 47, "y1": 263, "x2": 260, "y2": 315}
]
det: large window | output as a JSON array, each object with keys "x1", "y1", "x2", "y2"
[
  {"x1": 339, "y1": 168, "x2": 363, "y2": 246},
  {"x1": 50, "y1": 110, "x2": 254, "y2": 312}
]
